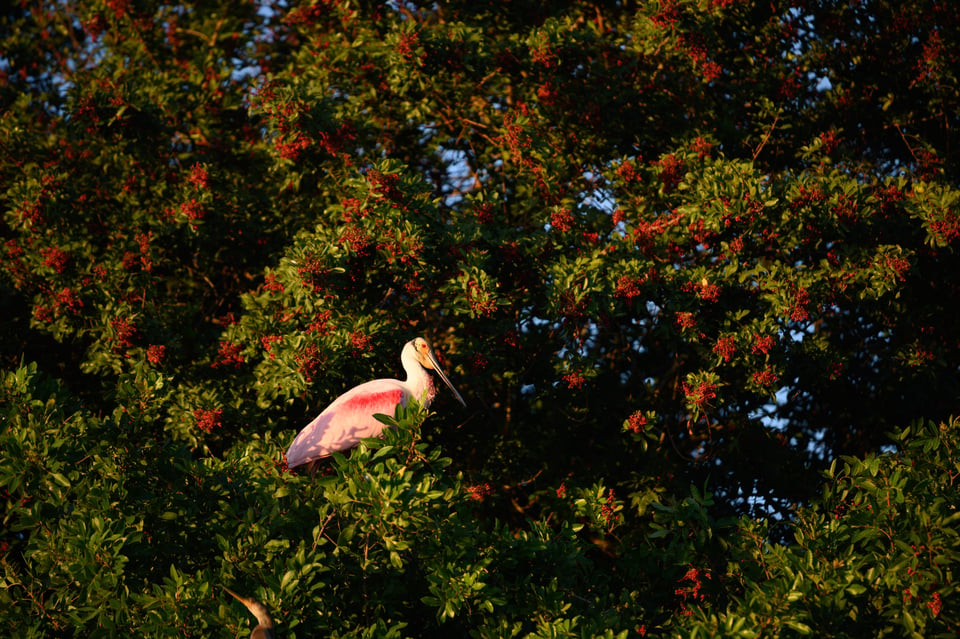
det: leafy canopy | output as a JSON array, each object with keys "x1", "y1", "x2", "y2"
[{"x1": 2, "y1": 0, "x2": 959, "y2": 636}]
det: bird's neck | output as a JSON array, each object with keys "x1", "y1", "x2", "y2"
[{"x1": 404, "y1": 360, "x2": 435, "y2": 405}]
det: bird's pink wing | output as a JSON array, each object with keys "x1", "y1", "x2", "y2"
[{"x1": 286, "y1": 383, "x2": 408, "y2": 468}]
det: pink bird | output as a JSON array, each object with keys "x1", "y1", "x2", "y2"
[{"x1": 286, "y1": 337, "x2": 465, "y2": 472}]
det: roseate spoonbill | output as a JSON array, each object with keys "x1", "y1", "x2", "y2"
[
  {"x1": 223, "y1": 587, "x2": 274, "y2": 639},
  {"x1": 286, "y1": 337, "x2": 465, "y2": 471}
]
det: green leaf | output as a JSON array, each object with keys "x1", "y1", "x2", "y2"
[
  {"x1": 50, "y1": 472, "x2": 71, "y2": 488},
  {"x1": 784, "y1": 620, "x2": 812, "y2": 635}
]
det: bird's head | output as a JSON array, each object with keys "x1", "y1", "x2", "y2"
[{"x1": 407, "y1": 337, "x2": 466, "y2": 407}]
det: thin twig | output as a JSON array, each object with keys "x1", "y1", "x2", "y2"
[{"x1": 752, "y1": 111, "x2": 780, "y2": 161}]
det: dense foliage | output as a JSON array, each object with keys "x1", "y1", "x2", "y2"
[{"x1": 2, "y1": 0, "x2": 959, "y2": 636}]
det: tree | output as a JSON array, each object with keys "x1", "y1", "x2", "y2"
[{"x1": 1, "y1": 0, "x2": 958, "y2": 636}]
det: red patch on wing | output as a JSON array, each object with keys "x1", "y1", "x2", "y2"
[{"x1": 340, "y1": 389, "x2": 405, "y2": 414}]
